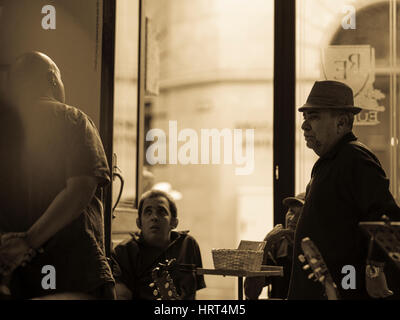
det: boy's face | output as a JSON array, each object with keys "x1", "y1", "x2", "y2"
[{"x1": 139, "y1": 196, "x2": 176, "y2": 248}]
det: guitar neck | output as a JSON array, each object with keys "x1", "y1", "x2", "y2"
[
  {"x1": 300, "y1": 237, "x2": 340, "y2": 300},
  {"x1": 324, "y1": 279, "x2": 340, "y2": 300}
]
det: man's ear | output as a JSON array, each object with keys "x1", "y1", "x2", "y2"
[
  {"x1": 170, "y1": 217, "x2": 179, "y2": 230},
  {"x1": 136, "y1": 217, "x2": 142, "y2": 230},
  {"x1": 336, "y1": 114, "x2": 347, "y2": 133}
]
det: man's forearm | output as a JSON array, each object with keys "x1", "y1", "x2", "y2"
[{"x1": 26, "y1": 180, "x2": 97, "y2": 249}]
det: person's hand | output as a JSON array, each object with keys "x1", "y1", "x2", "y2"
[
  {"x1": 244, "y1": 276, "x2": 265, "y2": 300},
  {"x1": 264, "y1": 225, "x2": 294, "y2": 252},
  {"x1": 0, "y1": 236, "x2": 31, "y2": 275},
  {"x1": 0, "y1": 232, "x2": 26, "y2": 246},
  {"x1": 0, "y1": 232, "x2": 40, "y2": 265},
  {"x1": 366, "y1": 263, "x2": 393, "y2": 299}
]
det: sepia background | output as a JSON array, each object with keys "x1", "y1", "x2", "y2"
[{"x1": 0, "y1": 0, "x2": 399, "y2": 300}]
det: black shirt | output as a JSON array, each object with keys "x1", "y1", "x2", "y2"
[{"x1": 288, "y1": 132, "x2": 400, "y2": 300}]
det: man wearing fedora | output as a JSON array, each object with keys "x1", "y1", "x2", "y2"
[{"x1": 287, "y1": 80, "x2": 400, "y2": 300}]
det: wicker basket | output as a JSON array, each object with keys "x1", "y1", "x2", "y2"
[{"x1": 212, "y1": 249, "x2": 264, "y2": 271}]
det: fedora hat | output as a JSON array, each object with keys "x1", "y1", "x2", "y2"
[
  {"x1": 298, "y1": 80, "x2": 362, "y2": 114},
  {"x1": 283, "y1": 192, "x2": 305, "y2": 207}
]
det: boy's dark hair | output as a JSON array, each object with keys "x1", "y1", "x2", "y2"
[{"x1": 138, "y1": 189, "x2": 177, "y2": 221}]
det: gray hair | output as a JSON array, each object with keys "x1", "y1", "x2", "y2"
[{"x1": 329, "y1": 110, "x2": 354, "y2": 130}]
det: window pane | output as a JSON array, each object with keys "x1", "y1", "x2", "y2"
[{"x1": 142, "y1": 0, "x2": 274, "y2": 300}]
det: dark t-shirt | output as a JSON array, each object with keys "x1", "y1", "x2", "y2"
[
  {"x1": 288, "y1": 132, "x2": 400, "y2": 300},
  {"x1": 0, "y1": 97, "x2": 114, "y2": 298},
  {"x1": 112, "y1": 231, "x2": 206, "y2": 300}
]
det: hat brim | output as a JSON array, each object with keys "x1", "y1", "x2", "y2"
[
  {"x1": 282, "y1": 197, "x2": 304, "y2": 207},
  {"x1": 298, "y1": 104, "x2": 362, "y2": 115}
]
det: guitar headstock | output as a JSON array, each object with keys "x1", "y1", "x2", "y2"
[
  {"x1": 299, "y1": 237, "x2": 340, "y2": 300},
  {"x1": 150, "y1": 259, "x2": 180, "y2": 300}
]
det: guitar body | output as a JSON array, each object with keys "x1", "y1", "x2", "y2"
[{"x1": 150, "y1": 259, "x2": 180, "y2": 300}]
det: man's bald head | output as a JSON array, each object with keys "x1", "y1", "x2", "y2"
[{"x1": 8, "y1": 51, "x2": 65, "y2": 103}]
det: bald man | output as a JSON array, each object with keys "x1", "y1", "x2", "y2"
[{"x1": 0, "y1": 52, "x2": 115, "y2": 299}]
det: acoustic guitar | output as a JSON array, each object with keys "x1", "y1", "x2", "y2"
[
  {"x1": 150, "y1": 259, "x2": 180, "y2": 300},
  {"x1": 299, "y1": 237, "x2": 340, "y2": 300}
]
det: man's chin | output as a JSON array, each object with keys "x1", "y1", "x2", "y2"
[{"x1": 305, "y1": 140, "x2": 315, "y2": 149}]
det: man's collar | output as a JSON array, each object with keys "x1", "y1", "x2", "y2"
[{"x1": 320, "y1": 131, "x2": 357, "y2": 160}]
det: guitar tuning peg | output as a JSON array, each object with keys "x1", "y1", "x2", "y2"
[
  {"x1": 168, "y1": 290, "x2": 173, "y2": 297},
  {"x1": 318, "y1": 275, "x2": 325, "y2": 283},
  {"x1": 157, "y1": 298, "x2": 162, "y2": 300},
  {"x1": 302, "y1": 264, "x2": 310, "y2": 270},
  {"x1": 308, "y1": 273, "x2": 315, "y2": 280},
  {"x1": 310, "y1": 258, "x2": 318, "y2": 264},
  {"x1": 298, "y1": 254, "x2": 306, "y2": 263},
  {"x1": 149, "y1": 282, "x2": 155, "y2": 288},
  {"x1": 165, "y1": 283, "x2": 170, "y2": 289},
  {"x1": 153, "y1": 289, "x2": 159, "y2": 296},
  {"x1": 314, "y1": 267, "x2": 321, "y2": 273}
]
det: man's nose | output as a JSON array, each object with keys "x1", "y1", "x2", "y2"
[
  {"x1": 301, "y1": 120, "x2": 310, "y2": 131},
  {"x1": 150, "y1": 212, "x2": 159, "y2": 221}
]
